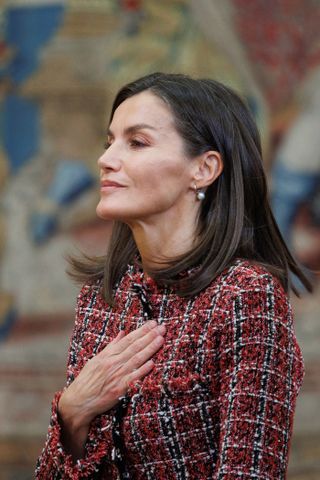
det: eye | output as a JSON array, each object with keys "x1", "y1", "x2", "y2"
[
  {"x1": 103, "y1": 141, "x2": 111, "y2": 150},
  {"x1": 130, "y1": 138, "x2": 148, "y2": 148}
]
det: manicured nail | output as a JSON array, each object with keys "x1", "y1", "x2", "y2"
[
  {"x1": 156, "y1": 325, "x2": 166, "y2": 334},
  {"x1": 156, "y1": 336, "x2": 164, "y2": 346},
  {"x1": 148, "y1": 320, "x2": 158, "y2": 328}
]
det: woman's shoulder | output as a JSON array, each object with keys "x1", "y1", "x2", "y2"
[
  {"x1": 204, "y1": 258, "x2": 287, "y2": 300},
  {"x1": 199, "y1": 259, "x2": 292, "y2": 331},
  {"x1": 76, "y1": 278, "x2": 105, "y2": 308}
]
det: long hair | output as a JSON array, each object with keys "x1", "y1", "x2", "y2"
[{"x1": 69, "y1": 72, "x2": 312, "y2": 303}]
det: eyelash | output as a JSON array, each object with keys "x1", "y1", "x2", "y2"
[
  {"x1": 130, "y1": 139, "x2": 147, "y2": 148},
  {"x1": 103, "y1": 139, "x2": 148, "y2": 150}
]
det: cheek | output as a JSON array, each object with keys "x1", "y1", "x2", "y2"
[{"x1": 132, "y1": 159, "x2": 189, "y2": 193}]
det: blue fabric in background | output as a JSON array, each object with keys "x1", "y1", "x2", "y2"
[
  {"x1": 47, "y1": 161, "x2": 96, "y2": 205},
  {"x1": 5, "y1": 4, "x2": 65, "y2": 85},
  {"x1": 29, "y1": 161, "x2": 96, "y2": 244},
  {"x1": 3, "y1": 94, "x2": 39, "y2": 173},
  {"x1": 2, "y1": 3, "x2": 65, "y2": 172}
]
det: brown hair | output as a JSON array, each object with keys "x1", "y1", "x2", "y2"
[{"x1": 68, "y1": 72, "x2": 313, "y2": 304}]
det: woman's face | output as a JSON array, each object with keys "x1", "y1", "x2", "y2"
[{"x1": 96, "y1": 90, "x2": 197, "y2": 225}]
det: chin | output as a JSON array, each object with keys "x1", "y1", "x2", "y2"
[
  {"x1": 96, "y1": 211, "x2": 119, "y2": 222},
  {"x1": 96, "y1": 203, "x2": 114, "y2": 221},
  {"x1": 96, "y1": 203, "x2": 132, "y2": 222}
]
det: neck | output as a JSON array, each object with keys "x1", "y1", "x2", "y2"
[{"x1": 127, "y1": 210, "x2": 199, "y2": 272}]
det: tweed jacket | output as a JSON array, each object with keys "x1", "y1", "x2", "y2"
[{"x1": 36, "y1": 259, "x2": 304, "y2": 479}]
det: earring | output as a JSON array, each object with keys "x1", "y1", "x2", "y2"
[
  {"x1": 197, "y1": 190, "x2": 205, "y2": 201},
  {"x1": 194, "y1": 183, "x2": 205, "y2": 201}
]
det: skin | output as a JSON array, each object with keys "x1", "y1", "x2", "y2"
[
  {"x1": 96, "y1": 90, "x2": 223, "y2": 269},
  {"x1": 58, "y1": 90, "x2": 223, "y2": 462},
  {"x1": 58, "y1": 321, "x2": 166, "y2": 460}
]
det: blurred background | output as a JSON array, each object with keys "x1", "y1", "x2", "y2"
[{"x1": 0, "y1": 0, "x2": 319, "y2": 478}]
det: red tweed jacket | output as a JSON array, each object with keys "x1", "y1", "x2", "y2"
[{"x1": 36, "y1": 259, "x2": 304, "y2": 479}]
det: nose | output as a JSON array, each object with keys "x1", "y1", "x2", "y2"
[{"x1": 98, "y1": 146, "x2": 121, "y2": 172}]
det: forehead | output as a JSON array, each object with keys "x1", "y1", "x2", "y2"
[{"x1": 110, "y1": 91, "x2": 174, "y2": 131}]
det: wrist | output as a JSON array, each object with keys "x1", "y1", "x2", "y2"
[
  {"x1": 58, "y1": 391, "x2": 91, "y2": 433},
  {"x1": 57, "y1": 394, "x2": 91, "y2": 462}
]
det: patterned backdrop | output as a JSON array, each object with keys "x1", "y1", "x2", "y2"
[{"x1": 0, "y1": 1, "x2": 319, "y2": 478}]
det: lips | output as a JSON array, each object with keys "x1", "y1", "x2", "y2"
[{"x1": 100, "y1": 180, "x2": 125, "y2": 188}]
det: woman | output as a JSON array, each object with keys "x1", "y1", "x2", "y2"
[{"x1": 36, "y1": 72, "x2": 311, "y2": 479}]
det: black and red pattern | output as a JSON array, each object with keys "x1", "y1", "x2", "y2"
[{"x1": 36, "y1": 259, "x2": 304, "y2": 479}]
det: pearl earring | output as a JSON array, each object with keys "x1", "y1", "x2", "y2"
[
  {"x1": 194, "y1": 183, "x2": 205, "y2": 201},
  {"x1": 197, "y1": 190, "x2": 205, "y2": 201}
]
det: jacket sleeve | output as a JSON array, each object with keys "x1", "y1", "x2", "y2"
[
  {"x1": 212, "y1": 273, "x2": 304, "y2": 480},
  {"x1": 35, "y1": 285, "x2": 113, "y2": 479}
]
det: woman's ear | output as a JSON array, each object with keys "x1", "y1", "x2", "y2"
[{"x1": 192, "y1": 150, "x2": 223, "y2": 188}]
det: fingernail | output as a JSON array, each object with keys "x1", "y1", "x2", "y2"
[
  {"x1": 156, "y1": 325, "x2": 166, "y2": 334},
  {"x1": 156, "y1": 336, "x2": 164, "y2": 345},
  {"x1": 148, "y1": 320, "x2": 157, "y2": 328}
]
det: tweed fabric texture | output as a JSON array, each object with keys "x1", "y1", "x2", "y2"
[{"x1": 35, "y1": 259, "x2": 304, "y2": 479}]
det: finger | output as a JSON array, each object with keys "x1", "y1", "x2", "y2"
[
  {"x1": 122, "y1": 334, "x2": 165, "y2": 372},
  {"x1": 110, "y1": 330, "x2": 126, "y2": 345},
  {"x1": 119, "y1": 325, "x2": 166, "y2": 364},
  {"x1": 126, "y1": 359, "x2": 155, "y2": 386},
  {"x1": 106, "y1": 320, "x2": 159, "y2": 354}
]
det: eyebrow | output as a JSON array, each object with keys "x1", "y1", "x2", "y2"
[{"x1": 107, "y1": 123, "x2": 158, "y2": 137}]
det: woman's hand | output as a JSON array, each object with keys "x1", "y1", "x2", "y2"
[{"x1": 58, "y1": 320, "x2": 166, "y2": 460}]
